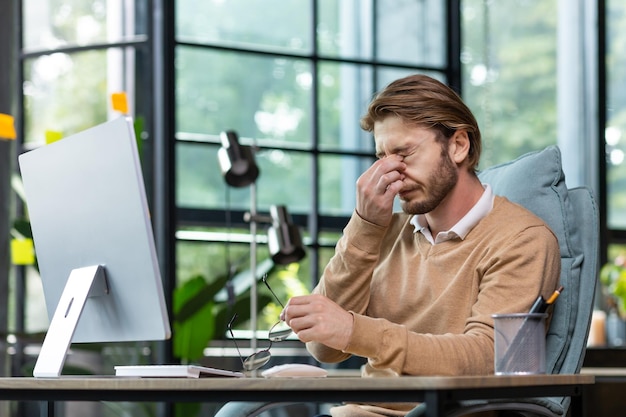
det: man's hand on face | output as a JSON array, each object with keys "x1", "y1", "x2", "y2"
[
  {"x1": 281, "y1": 294, "x2": 354, "y2": 351},
  {"x1": 355, "y1": 154, "x2": 406, "y2": 227}
]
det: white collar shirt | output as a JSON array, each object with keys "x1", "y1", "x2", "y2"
[{"x1": 409, "y1": 184, "x2": 495, "y2": 245}]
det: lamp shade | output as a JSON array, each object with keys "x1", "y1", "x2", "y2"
[
  {"x1": 217, "y1": 130, "x2": 260, "y2": 187},
  {"x1": 267, "y1": 205, "x2": 306, "y2": 265}
]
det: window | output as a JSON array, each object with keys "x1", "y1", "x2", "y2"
[
  {"x1": 173, "y1": 0, "x2": 454, "y2": 336},
  {"x1": 604, "y1": 0, "x2": 626, "y2": 311},
  {"x1": 606, "y1": 1, "x2": 626, "y2": 230},
  {"x1": 461, "y1": 0, "x2": 559, "y2": 168}
]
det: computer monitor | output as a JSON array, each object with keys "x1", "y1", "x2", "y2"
[{"x1": 18, "y1": 117, "x2": 171, "y2": 378}]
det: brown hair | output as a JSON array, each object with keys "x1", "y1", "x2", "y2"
[{"x1": 360, "y1": 74, "x2": 482, "y2": 171}]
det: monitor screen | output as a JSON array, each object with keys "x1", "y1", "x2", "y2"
[{"x1": 18, "y1": 117, "x2": 171, "y2": 377}]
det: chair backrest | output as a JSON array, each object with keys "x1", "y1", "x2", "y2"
[{"x1": 477, "y1": 145, "x2": 599, "y2": 414}]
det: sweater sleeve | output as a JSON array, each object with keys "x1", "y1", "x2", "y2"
[
  {"x1": 306, "y1": 211, "x2": 390, "y2": 363},
  {"x1": 339, "y1": 224, "x2": 560, "y2": 376}
]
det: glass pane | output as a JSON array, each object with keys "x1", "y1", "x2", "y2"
[
  {"x1": 375, "y1": 0, "x2": 446, "y2": 66},
  {"x1": 176, "y1": 143, "x2": 312, "y2": 213},
  {"x1": 176, "y1": 235, "x2": 312, "y2": 337},
  {"x1": 176, "y1": 47, "x2": 312, "y2": 146},
  {"x1": 318, "y1": 62, "x2": 374, "y2": 151},
  {"x1": 22, "y1": 0, "x2": 147, "y2": 51},
  {"x1": 606, "y1": 0, "x2": 626, "y2": 229},
  {"x1": 176, "y1": 0, "x2": 312, "y2": 54},
  {"x1": 23, "y1": 48, "x2": 134, "y2": 145},
  {"x1": 317, "y1": 0, "x2": 373, "y2": 59},
  {"x1": 254, "y1": 148, "x2": 313, "y2": 213},
  {"x1": 461, "y1": 0, "x2": 558, "y2": 169},
  {"x1": 25, "y1": 267, "x2": 48, "y2": 333},
  {"x1": 318, "y1": 0, "x2": 445, "y2": 67},
  {"x1": 176, "y1": 144, "x2": 230, "y2": 209},
  {"x1": 177, "y1": 234, "x2": 250, "y2": 286},
  {"x1": 319, "y1": 154, "x2": 372, "y2": 216}
]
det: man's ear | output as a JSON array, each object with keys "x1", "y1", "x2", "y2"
[{"x1": 449, "y1": 130, "x2": 470, "y2": 164}]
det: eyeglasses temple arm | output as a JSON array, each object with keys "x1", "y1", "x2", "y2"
[
  {"x1": 262, "y1": 274, "x2": 285, "y2": 308},
  {"x1": 227, "y1": 314, "x2": 246, "y2": 367}
]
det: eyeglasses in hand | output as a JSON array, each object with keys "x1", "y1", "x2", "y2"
[{"x1": 227, "y1": 275, "x2": 292, "y2": 371}]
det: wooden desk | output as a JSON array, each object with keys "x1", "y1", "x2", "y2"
[
  {"x1": 0, "y1": 374, "x2": 593, "y2": 417},
  {"x1": 580, "y1": 368, "x2": 626, "y2": 417}
]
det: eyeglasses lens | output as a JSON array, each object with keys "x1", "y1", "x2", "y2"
[
  {"x1": 229, "y1": 276, "x2": 294, "y2": 372},
  {"x1": 268, "y1": 320, "x2": 292, "y2": 342},
  {"x1": 242, "y1": 349, "x2": 271, "y2": 371}
]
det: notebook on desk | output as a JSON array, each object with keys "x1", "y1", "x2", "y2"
[{"x1": 114, "y1": 365, "x2": 244, "y2": 378}]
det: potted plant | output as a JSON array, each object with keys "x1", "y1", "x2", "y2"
[{"x1": 600, "y1": 257, "x2": 626, "y2": 346}]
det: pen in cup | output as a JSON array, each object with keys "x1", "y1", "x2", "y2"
[
  {"x1": 529, "y1": 285, "x2": 564, "y2": 314},
  {"x1": 496, "y1": 285, "x2": 564, "y2": 373}
]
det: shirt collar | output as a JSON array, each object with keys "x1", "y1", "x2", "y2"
[{"x1": 410, "y1": 184, "x2": 495, "y2": 244}]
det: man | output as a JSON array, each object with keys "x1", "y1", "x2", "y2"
[{"x1": 281, "y1": 74, "x2": 561, "y2": 417}]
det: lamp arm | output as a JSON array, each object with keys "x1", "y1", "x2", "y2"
[{"x1": 244, "y1": 212, "x2": 272, "y2": 224}]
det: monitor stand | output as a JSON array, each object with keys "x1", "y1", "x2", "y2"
[{"x1": 33, "y1": 265, "x2": 108, "y2": 378}]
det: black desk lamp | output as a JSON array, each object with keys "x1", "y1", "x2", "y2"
[
  {"x1": 218, "y1": 130, "x2": 305, "y2": 360},
  {"x1": 267, "y1": 205, "x2": 306, "y2": 265},
  {"x1": 218, "y1": 130, "x2": 259, "y2": 188}
]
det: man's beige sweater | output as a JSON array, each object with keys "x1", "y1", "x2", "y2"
[{"x1": 306, "y1": 196, "x2": 561, "y2": 417}]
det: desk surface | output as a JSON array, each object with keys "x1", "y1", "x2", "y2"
[
  {"x1": 0, "y1": 374, "x2": 594, "y2": 417},
  {"x1": 0, "y1": 373, "x2": 593, "y2": 391},
  {"x1": 0, "y1": 374, "x2": 594, "y2": 401}
]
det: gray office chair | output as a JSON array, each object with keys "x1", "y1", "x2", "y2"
[
  {"x1": 406, "y1": 145, "x2": 600, "y2": 416},
  {"x1": 215, "y1": 145, "x2": 599, "y2": 417}
]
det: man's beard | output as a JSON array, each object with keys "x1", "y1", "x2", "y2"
[{"x1": 400, "y1": 149, "x2": 458, "y2": 215}]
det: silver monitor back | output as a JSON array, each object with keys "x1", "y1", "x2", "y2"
[{"x1": 18, "y1": 117, "x2": 171, "y2": 375}]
